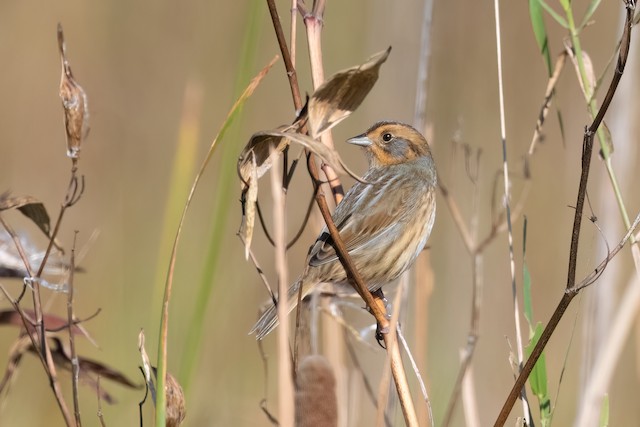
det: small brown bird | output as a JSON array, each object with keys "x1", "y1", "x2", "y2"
[{"x1": 251, "y1": 121, "x2": 437, "y2": 339}]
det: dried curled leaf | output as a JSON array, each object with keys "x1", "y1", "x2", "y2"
[
  {"x1": 58, "y1": 23, "x2": 89, "y2": 159},
  {"x1": 238, "y1": 129, "x2": 361, "y2": 187},
  {"x1": 0, "y1": 192, "x2": 51, "y2": 237},
  {"x1": 138, "y1": 329, "x2": 156, "y2": 404},
  {"x1": 240, "y1": 152, "x2": 258, "y2": 260},
  {"x1": 564, "y1": 41, "x2": 613, "y2": 156},
  {"x1": 237, "y1": 129, "x2": 365, "y2": 257},
  {"x1": 307, "y1": 47, "x2": 392, "y2": 138},
  {"x1": 237, "y1": 126, "x2": 294, "y2": 189}
]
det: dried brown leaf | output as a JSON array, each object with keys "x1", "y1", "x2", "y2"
[
  {"x1": 241, "y1": 152, "x2": 258, "y2": 260},
  {"x1": 43, "y1": 338, "x2": 141, "y2": 404},
  {"x1": 238, "y1": 130, "x2": 362, "y2": 186},
  {"x1": 566, "y1": 45, "x2": 596, "y2": 98},
  {"x1": 138, "y1": 329, "x2": 156, "y2": 403},
  {"x1": 0, "y1": 192, "x2": 51, "y2": 237},
  {"x1": 565, "y1": 42, "x2": 614, "y2": 155},
  {"x1": 307, "y1": 47, "x2": 391, "y2": 138},
  {"x1": 0, "y1": 335, "x2": 31, "y2": 396},
  {"x1": 58, "y1": 23, "x2": 89, "y2": 159},
  {"x1": 237, "y1": 125, "x2": 294, "y2": 187}
]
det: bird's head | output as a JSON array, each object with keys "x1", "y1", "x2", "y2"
[{"x1": 347, "y1": 121, "x2": 432, "y2": 168}]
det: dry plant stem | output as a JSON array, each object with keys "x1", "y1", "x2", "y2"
[
  {"x1": 290, "y1": 0, "x2": 297, "y2": 68},
  {"x1": 527, "y1": 52, "x2": 567, "y2": 157},
  {"x1": 460, "y1": 358, "x2": 480, "y2": 427},
  {"x1": 493, "y1": 0, "x2": 531, "y2": 422},
  {"x1": 413, "y1": 0, "x2": 435, "y2": 133},
  {"x1": 270, "y1": 149, "x2": 294, "y2": 427},
  {"x1": 494, "y1": 136, "x2": 593, "y2": 427},
  {"x1": 576, "y1": 247, "x2": 640, "y2": 425},
  {"x1": 238, "y1": 233, "x2": 275, "y2": 302},
  {"x1": 156, "y1": 57, "x2": 277, "y2": 425},
  {"x1": 397, "y1": 326, "x2": 433, "y2": 427},
  {"x1": 344, "y1": 336, "x2": 393, "y2": 427},
  {"x1": 494, "y1": 11, "x2": 633, "y2": 418},
  {"x1": 0, "y1": 171, "x2": 82, "y2": 426},
  {"x1": 266, "y1": 1, "x2": 416, "y2": 424},
  {"x1": 68, "y1": 232, "x2": 81, "y2": 427},
  {"x1": 266, "y1": 0, "x2": 303, "y2": 109},
  {"x1": 314, "y1": 192, "x2": 418, "y2": 426},
  {"x1": 376, "y1": 279, "x2": 408, "y2": 426},
  {"x1": 97, "y1": 377, "x2": 106, "y2": 427},
  {"x1": 441, "y1": 254, "x2": 482, "y2": 427},
  {"x1": 301, "y1": 2, "x2": 343, "y2": 203}
]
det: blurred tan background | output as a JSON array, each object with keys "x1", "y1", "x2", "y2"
[{"x1": 0, "y1": 0, "x2": 639, "y2": 426}]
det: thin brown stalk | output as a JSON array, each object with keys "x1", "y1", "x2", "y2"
[
  {"x1": 301, "y1": 2, "x2": 343, "y2": 205},
  {"x1": 96, "y1": 377, "x2": 106, "y2": 427},
  {"x1": 265, "y1": 0, "x2": 303, "y2": 110},
  {"x1": 265, "y1": 2, "x2": 417, "y2": 424},
  {"x1": 290, "y1": 0, "x2": 297, "y2": 68},
  {"x1": 494, "y1": 7, "x2": 634, "y2": 420},
  {"x1": 376, "y1": 278, "x2": 410, "y2": 426},
  {"x1": 527, "y1": 52, "x2": 567, "y2": 157},
  {"x1": 68, "y1": 231, "x2": 81, "y2": 427},
  {"x1": 397, "y1": 326, "x2": 433, "y2": 426},
  {"x1": 238, "y1": 233, "x2": 275, "y2": 303},
  {"x1": 344, "y1": 336, "x2": 392, "y2": 427},
  {"x1": 0, "y1": 175, "x2": 80, "y2": 427}
]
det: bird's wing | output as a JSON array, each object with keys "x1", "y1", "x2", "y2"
[{"x1": 308, "y1": 176, "x2": 409, "y2": 267}]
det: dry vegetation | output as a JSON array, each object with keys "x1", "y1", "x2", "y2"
[{"x1": 0, "y1": 1, "x2": 639, "y2": 426}]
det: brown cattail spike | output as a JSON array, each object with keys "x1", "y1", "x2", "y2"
[{"x1": 295, "y1": 355, "x2": 337, "y2": 427}]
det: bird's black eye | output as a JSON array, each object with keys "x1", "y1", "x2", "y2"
[{"x1": 382, "y1": 132, "x2": 393, "y2": 142}]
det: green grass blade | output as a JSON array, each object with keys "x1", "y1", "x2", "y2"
[
  {"x1": 522, "y1": 217, "x2": 534, "y2": 330},
  {"x1": 537, "y1": 0, "x2": 569, "y2": 28},
  {"x1": 152, "y1": 81, "x2": 203, "y2": 316},
  {"x1": 177, "y1": 0, "x2": 265, "y2": 391},
  {"x1": 526, "y1": 322, "x2": 551, "y2": 426},
  {"x1": 154, "y1": 48, "x2": 275, "y2": 427},
  {"x1": 528, "y1": 0, "x2": 552, "y2": 74},
  {"x1": 580, "y1": 0, "x2": 602, "y2": 29}
]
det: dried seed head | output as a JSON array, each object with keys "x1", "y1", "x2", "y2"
[
  {"x1": 165, "y1": 371, "x2": 186, "y2": 427},
  {"x1": 295, "y1": 355, "x2": 337, "y2": 427},
  {"x1": 58, "y1": 23, "x2": 89, "y2": 159}
]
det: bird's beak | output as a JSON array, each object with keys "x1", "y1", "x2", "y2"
[{"x1": 347, "y1": 135, "x2": 372, "y2": 147}]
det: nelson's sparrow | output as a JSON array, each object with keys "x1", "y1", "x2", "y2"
[{"x1": 251, "y1": 121, "x2": 437, "y2": 339}]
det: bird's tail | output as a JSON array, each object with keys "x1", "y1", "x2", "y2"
[{"x1": 250, "y1": 278, "x2": 309, "y2": 340}]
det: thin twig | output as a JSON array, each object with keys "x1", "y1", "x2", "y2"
[
  {"x1": 68, "y1": 231, "x2": 81, "y2": 427},
  {"x1": 344, "y1": 336, "x2": 392, "y2": 427},
  {"x1": 527, "y1": 52, "x2": 568, "y2": 157},
  {"x1": 493, "y1": 0, "x2": 532, "y2": 423},
  {"x1": 413, "y1": 0, "x2": 435, "y2": 133},
  {"x1": 96, "y1": 376, "x2": 106, "y2": 427},
  {"x1": 494, "y1": 5, "x2": 635, "y2": 423},
  {"x1": 397, "y1": 325, "x2": 433, "y2": 427}
]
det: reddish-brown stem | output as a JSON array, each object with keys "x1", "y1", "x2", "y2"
[{"x1": 494, "y1": 4, "x2": 634, "y2": 423}]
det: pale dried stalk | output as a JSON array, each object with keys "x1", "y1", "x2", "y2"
[
  {"x1": 493, "y1": 0, "x2": 531, "y2": 423},
  {"x1": 270, "y1": 146, "x2": 294, "y2": 427}
]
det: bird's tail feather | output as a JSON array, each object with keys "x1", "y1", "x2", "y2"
[{"x1": 250, "y1": 278, "x2": 308, "y2": 340}]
